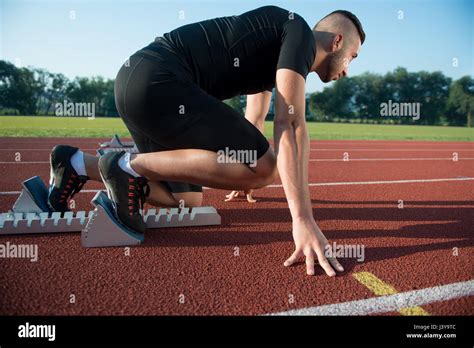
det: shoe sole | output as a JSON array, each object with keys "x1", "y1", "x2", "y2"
[{"x1": 98, "y1": 165, "x2": 118, "y2": 217}]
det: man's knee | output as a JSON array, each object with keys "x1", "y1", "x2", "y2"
[{"x1": 256, "y1": 166, "x2": 277, "y2": 188}]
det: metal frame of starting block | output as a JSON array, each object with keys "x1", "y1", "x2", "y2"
[
  {"x1": 0, "y1": 176, "x2": 221, "y2": 248},
  {"x1": 99, "y1": 134, "x2": 136, "y2": 148},
  {"x1": 96, "y1": 147, "x2": 139, "y2": 156},
  {"x1": 97, "y1": 134, "x2": 138, "y2": 156}
]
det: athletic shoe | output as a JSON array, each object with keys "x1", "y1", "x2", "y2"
[
  {"x1": 48, "y1": 145, "x2": 89, "y2": 212},
  {"x1": 98, "y1": 151, "x2": 149, "y2": 234}
]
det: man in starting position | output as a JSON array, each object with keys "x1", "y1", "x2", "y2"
[{"x1": 47, "y1": 6, "x2": 365, "y2": 276}]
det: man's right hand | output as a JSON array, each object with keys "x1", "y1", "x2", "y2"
[{"x1": 284, "y1": 217, "x2": 344, "y2": 276}]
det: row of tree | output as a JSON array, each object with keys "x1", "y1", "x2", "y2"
[
  {"x1": 0, "y1": 60, "x2": 472, "y2": 126},
  {"x1": 308, "y1": 68, "x2": 473, "y2": 126},
  {"x1": 0, "y1": 60, "x2": 116, "y2": 116},
  {"x1": 226, "y1": 68, "x2": 473, "y2": 127}
]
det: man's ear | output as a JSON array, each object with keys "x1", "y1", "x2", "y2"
[{"x1": 331, "y1": 34, "x2": 343, "y2": 52}]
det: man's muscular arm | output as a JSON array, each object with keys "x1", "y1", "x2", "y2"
[{"x1": 274, "y1": 68, "x2": 343, "y2": 276}]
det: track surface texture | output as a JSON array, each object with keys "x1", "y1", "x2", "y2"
[{"x1": 0, "y1": 138, "x2": 473, "y2": 315}]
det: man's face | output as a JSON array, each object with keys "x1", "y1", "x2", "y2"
[{"x1": 320, "y1": 39, "x2": 360, "y2": 83}]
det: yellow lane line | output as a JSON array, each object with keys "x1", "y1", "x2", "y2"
[{"x1": 353, "y1": 272, "x2": 430, "y2": 316}]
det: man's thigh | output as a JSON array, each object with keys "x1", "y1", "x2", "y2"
[
  {"x1": 128, "y1": 127, "x2": 203, "y2": 195},
  {"x1": 119, "y1": 61, "x2": 271, "y2": 190},
  {"x1": 147, "y1": 82, "x2": 271, "y2": 161}
]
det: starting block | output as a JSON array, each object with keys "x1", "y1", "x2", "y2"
[
  {"x1": 12, "y1": 175, "x2": 52, "y2": 214},
  {"x1": 99, "y1": 134, "x2": 136, "y2": 148},
  {"x1": 81, "y1": 191, "x2": 145, "y2": 247},
  {"x1": 97, "y1": 134, "x2": 139, "y2": 156},
  {"x1": 0, "y1": 176, "x2": 90, "y2": 234},
  {"x1": 0, "y1": 176, "x2": 221, "y2": 248}
]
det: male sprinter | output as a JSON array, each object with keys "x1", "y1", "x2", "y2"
[{"x1": 48, "y1": 6, "x2": 365, "y2": 276}]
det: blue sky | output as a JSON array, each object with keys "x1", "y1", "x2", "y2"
[{"x1": 0, "y1": 0, "x2": 472, "y2": 92}]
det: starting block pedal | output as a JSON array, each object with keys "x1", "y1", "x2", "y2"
[
  {"x1": 1, "y1": 176, "x2": 222, "y2": 248},
  {"x1": 97, "y1": 134, "x2": 138, "y2": 156},
  {"x1": 0, "y1": 176, "x2": 93, "y2": 235},
  {"x1": 99, "y1": 134, "x2": 136, "y2": 148},
  {"x1": 12, "y1": 175, "x2": 52, "y2": 214},
  {"x1": 81, "y1": 191, "x2": 145, "y2": 247},
  {"x1": 96, "y1": 146, "x2": 139, "y2": 156}
]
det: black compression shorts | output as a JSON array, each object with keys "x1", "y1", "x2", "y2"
[{"x1": 114, "y1": 54, "x2": 270, "y2": 193}]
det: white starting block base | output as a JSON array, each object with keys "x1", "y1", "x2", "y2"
[
  {"x1": 0, "y1": 211, "x2": 92, "y2": 235},
  {"x1": 0, "y1": 176, "x2": 221, "y2": 248}
]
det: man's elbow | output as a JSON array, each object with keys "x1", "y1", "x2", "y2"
[{"x1": 274, "y1": 115, "x2": 294, "y2": 133}]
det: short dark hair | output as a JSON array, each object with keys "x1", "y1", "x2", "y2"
[{"x1": 315, "y1": 10, "x2": 366, "y2": 45}]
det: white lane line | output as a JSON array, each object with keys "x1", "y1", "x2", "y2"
[
  {"x1": 308, "y1": 141, "x2": 474, "y2": 145},
  {"x1": 0, "y1": 149, "x2": 96, "y2": 151},
  {"x1": 0, "y1": 161, "x2": 49, "y2": 164},
  {"x1": 267, "y1": 279, "x2": 474, "y2": 316},
  {"x1": 310, "y1": 149, "x2": 474, "y2": 151},
  {"x1": 267, "y1": 177, "x2": 474, "y2": 188},
  {"x1": 1, "y1": 177, "x2": 472, "y2": 195},
  {"x1": 0, "y1": 189, "x2": 104, "y2": 195},
  {"x1": 309, "y1": 158, "x2": 474, "y2": 162},
  {"x1": 1, "y1": 158, "x2": 474, "y2": 165},
  {"x1": 0, "y1": 148, "x2": 472, "y2": 152}
]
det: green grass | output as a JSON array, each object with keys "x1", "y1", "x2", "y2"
[
  {"x1": 282, "y1": 122, "x2": 474, "y2": 141},
  {"x1": 0, "y1": 116, "x2": 472, "y2": 141},
  {"x1": 0, "y1": 116, "x2": 130, "y2": 138}
]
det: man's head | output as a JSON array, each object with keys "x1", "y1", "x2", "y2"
[{"x1": 312, "y1": 10, "x2": 365, "y2": 83}]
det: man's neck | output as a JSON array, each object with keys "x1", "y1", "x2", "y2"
[{"x1": 310, "y1": 31, "x2": 330, "y2": 73}]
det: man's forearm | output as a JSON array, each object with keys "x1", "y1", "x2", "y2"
[{"x1": 274, "y1": 119, "x2": 312, "y2": 220}]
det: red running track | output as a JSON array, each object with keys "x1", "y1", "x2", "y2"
[{"x1": 0, "y1": 138, "x2": 472, "y2": 315}]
